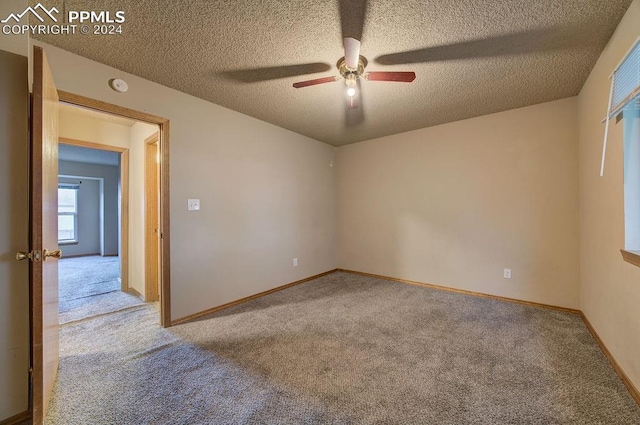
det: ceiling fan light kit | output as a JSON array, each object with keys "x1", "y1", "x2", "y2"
[{"x1": 293, "y1": 37, "x2": 416, "y2": 109}]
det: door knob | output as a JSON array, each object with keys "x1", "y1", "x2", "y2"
[
  {"x1": 16, "y1": 251, "x2": 32, "y2": 261},
  {"x1": 44, "y1": 249, "x2": 62, "y2": 260},
  {"x1": 16, "y1": 250, "x2": 42, "y2": 262}
]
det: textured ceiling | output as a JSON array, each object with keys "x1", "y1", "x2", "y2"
[{"x1": 32, "y1": 0, "x2": 632, "y2": 146}]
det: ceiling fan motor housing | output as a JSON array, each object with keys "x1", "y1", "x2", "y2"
[{"x1": 338, "y1": 56, "x2": 367, "y2": 80}]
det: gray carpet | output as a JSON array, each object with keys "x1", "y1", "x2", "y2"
[
  {"x1": 58, "y1": 255, "x2": 144, "y2": 324},
  {"x1": 46, "y1": 271, "x2": 640, "y2": 424}
]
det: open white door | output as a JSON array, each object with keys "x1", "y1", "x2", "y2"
[{"x1": 30, "y1": 45, "x2": 60, "y2": 424}]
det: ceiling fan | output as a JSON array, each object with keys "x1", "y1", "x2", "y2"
[
  {"x1": 292, "y1": 37, "x2": 416, "y2": 109},
  {"x1": 220, "y1": 0, "x2": 585, "y2": 124}
]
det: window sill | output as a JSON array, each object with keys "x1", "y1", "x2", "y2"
[
  {"x1": 620, "y1": 249, "x2": 640, "y2": 268},
  {"x1": 59, "y1": 241, "x2": 78, "y2": 246}
]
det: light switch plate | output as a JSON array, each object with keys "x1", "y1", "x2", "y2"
[{"x1": 188, "y1": 199, "x2": 200, "y2": 211}]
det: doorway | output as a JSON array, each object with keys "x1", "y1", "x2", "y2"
[
  {"x1": 58, "y1": 137, "x2": 129, "y2": 290},
  {"x1": 57, "y1": 138, "x2": 129, "y2": 323},
  {"x1": 56, "y1": 103, "x2": 166, "y2": 322},
  {"x1": 57, "y1": 91, "x2": 171, "y2": 326}
]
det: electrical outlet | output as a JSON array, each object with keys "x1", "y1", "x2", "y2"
[
  {"x1": 504, "y1": 268, "x2": 512, "y2": 279},
  {"x1": 293, "y1": 258, "x2": 298, "y2": 267}
]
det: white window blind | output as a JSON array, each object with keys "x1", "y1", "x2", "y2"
[
  {"x1": 59, "y1": 183, "x2": 80, "y2": 190},
  {"x1": 611, "y1": 40, "x2": 640, "y2": 116},
  {"x1": 601, "y1": 39, "x2": 640, "y2": 176}
]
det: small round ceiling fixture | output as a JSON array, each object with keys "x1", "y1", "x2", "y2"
[{"x1": 109, "y1": 78, "x2": 128, "y2": 93}]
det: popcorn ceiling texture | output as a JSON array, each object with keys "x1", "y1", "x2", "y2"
[{"x1": 32, "y1": 0, "x2": 632, "y2": 146}]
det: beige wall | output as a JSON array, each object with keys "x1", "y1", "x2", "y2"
[
  {"x1": 337, "y1": 97, "x2": 580, "y2": 309},
  {"x1": 578, "y1": 0, "x2": 640, "y2": 391},
  {"x1": 32, "y1": 41, "x2": 337, "y2": 321},
  {"x1": 59, "y1": 107, "x2": 132, "y2": 149},
  {"x1": 0, "y1": 50, "x2": 29, "y2": 421}
]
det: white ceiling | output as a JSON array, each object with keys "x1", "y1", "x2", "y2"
[{"x1": 32, "y1": 0, "x2": 633, "y2": 146}]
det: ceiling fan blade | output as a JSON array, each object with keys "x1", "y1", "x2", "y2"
[
  {"x1": 293, "y1": 76, "x2": 341, "y2": 88},
  {"x1": 364, "y1": 72, "x2": 416, "y2": 82},
  {"x1": 343, "y1": 37, "x2": 361, "y2": 69},
  {"x1": 220, "y1": 63, "x2": 332, "y2": 83},
  {"x1": 339, "y1": 0, "x2": 367, "y2": 41},
  {"x1": 374, "y1": 26, "x2": 595, "y2": 66}
]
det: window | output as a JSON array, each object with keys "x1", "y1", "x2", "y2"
[
  {"x1": 623, "y1": 100, "x2": 640, "y2": 256},
  {"x1": 58, "y1": 184, "x2": 79, "y2": 243},
  {"x1": 605, "y1": 39, "x2": 640, "y2": 266},
  {"x1": 602, "y1": 39, "x2": 640, "y2": 176}
]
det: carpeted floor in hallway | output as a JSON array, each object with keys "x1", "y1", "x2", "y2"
[
  {"x1": 57, "y1": 255, "x2": 145, "y2": 324},
  {"x1": 47, "y1": 271, "x2": 640, "y2": 424}
]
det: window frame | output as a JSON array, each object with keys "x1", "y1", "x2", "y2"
[
  {"x1": 606, "y1": 38, "x2": 640, "y2": 268},
  {"x1": 622, "y1": 104, "x2": 640, "y2": 267},
  {"x1": 58, "y1": 184, "x2": 79, "y2": 245}
]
